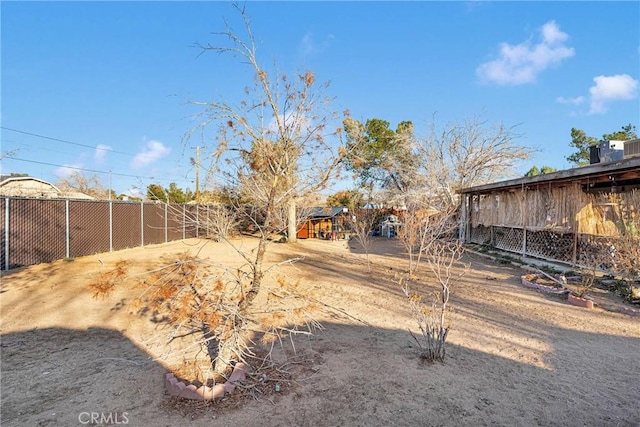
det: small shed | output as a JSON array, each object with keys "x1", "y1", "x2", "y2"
[
  {"x1": 297, "y1": 206, "x2": 349, "y2": 239},
  {"x1": 378, "y1": 214, "x2": 401, "y2": 238}
]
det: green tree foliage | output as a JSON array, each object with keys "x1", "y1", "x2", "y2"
[
  {"x1": 343, "y1": 115, "x2": 530, "y2": 211},
  {"x1": 146, "y1": 183, "x2": 194, "y2": 203},
  {"x1": 524, "y1": 166, "x2": 540, "y2": 177},
  {"x1": 566, "y1": 124, "x2": 637, "y2": 167},
  {"x1": 343, "y1": 117, "x2": 418, "y2": 193},
  {"x1": 325, "y1": 189, "x2": 363, "y2": 208},
  {"x1": 167, "y1": 182, "x2": 194, "y2": 203},
  {"x1": 602, "y1": 124, "x2": 637, "y2": 142},
  {"x1": 524, "y1": 165, "x2": 557, "y2": 177},
  {"x1": 566, "y1": 128, "x2": 599, "y2": 167},
  {"x1": 146, "y1": 184, "x2": 166, "y2": 202}
]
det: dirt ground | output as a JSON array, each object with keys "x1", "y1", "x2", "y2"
[{"x1": 1, "y1": 236, "x2": 639, "y2": 427}]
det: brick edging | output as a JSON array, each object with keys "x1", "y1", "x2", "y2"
[
  {"x1": 596, "y1": 301, "x2": 640, "y2": 317},
  {"x1": 165, "y1": 362, "x2": 248, "y2": 400},
  {"x1": 520, "y1": 274, "x2": 569, "y2": 295}
]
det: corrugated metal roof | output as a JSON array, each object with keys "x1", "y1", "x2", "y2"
[
  {"x1": 459, "y1": 156, "x2": 640, "y2": 195},
  {"x1": 301, "y1": 206, "x2": 348, "y2": 218}
]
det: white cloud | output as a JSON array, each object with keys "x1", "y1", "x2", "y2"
[
  {"x1": 476, "y1": 20, "x2": 575, "y2": 85},
  {"x1": 130, "y1": 140, "x2": 171, "y2": 169},
  {"x1": 300, "y1": 32, "x2": 315, "y2": 56},
  {"x1": 298, "y1": 32, "x2": 335, "y2": 57},
  {"x1": 588, "y1": 74, "x2": 638, "y2": 114},
  {"x1": 541, "y1": 20, "x2": 568, "y2": 44},
  {"x1": 556, "y1": 95, "x2": 585, "y2": 105},
  {"x1": 55, "y1": 163, "x2": 82, "y2": 179},
  {"x1": 94, "y1": 144, "x2": 112, "y2": 163}
]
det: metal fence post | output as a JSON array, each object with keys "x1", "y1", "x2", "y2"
[
  {"x1": 109, "y1": 200, "x2": 113, "y2": 252},
  {"x1": 141, "y1": 201, "x2": 144, "y2": 246},
  {"x1": 4, "y1": 198, "x2": 9, "y2": 271},
  {"x1": 65, "y1": 199, "x2": 70, "y2": 259},
  {"x1": 164, "y1": 203, "x2": 168, "y2": 243},
  {"x1": 183, "y1": 205, "x2": 186, "y2": 240}
]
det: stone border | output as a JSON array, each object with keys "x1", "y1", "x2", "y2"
[
  {"x1": 165, "y1": 362, "x2": 249, "y2": 401},
  {"x1": 596, "y1": 301, "x2": 640, "y2": 317},
  {"x1": 520, "y1": 274, "x2": 569, "y2": 295},
  {"x1": 521, "y1": 274, "x2": 640, "y2": 316}
]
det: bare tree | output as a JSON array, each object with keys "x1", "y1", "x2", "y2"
[
  {"x1": 56, "y1": 171, "x2": 111, "y2": 199},
  {"x1": 89, "y1": 4, "x2": 356, "y2": 382},
  {"x1": 418, "y1": 116, "x2": 533, "y2": 210},
  {"x1": 189, "y1": 4, "x2": 346, "y2": 244},
  {"x1": 0, "y1": 148, "x2": 19, "y2": 161},
  {"x1": 397, "y1": 202, "x2": 458, "y2": 276},
  {"x1": 200, "y1": 205, "x2": 240, "y2": 241},
  {"x1": 183, "y1": 4, "x2": 351, "y2": 374},
  {"x1": 347, "y1": 208, "x2": 380, "y2": 272}
]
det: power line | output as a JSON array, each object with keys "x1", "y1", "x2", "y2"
[
  {"x1": 1, "y1": 126, "x2": 196, "y2": 186},
  {"x1": 0, "y1": 126, "x2": 171, "y2": 160},
  {"x1": 6, "y1": 156, "x2": 189, "y2": 183},
  {"x1": 0, "y1": 139, "x2": 80, "y2": 157}
]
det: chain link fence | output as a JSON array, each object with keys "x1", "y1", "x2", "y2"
[{"x1": 1, "y1": 197, "x2": 208, "y2": 270}]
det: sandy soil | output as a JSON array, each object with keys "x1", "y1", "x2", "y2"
[{"x1": 1, "y1": 237, "x2": 639, "y2": 427}]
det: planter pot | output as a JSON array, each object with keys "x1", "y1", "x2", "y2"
[
  {"x1": 568, "y1": 293, "x2": 594, "y2": 309},
  {"x1": 165, "y1": 362, "x2": 248, "y2": 401}
]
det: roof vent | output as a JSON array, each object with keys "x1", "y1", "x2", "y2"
[{"x1": 624, "y1": 139, "x2": 640, "y2": 158}]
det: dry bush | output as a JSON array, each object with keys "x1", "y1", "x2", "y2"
[
  {"x1": 402, "y1": 240, "x2": 466, "y2": 362},
  {"x1": 89, "y1": 253, "x2": 322, "y2": 383},
  {"x1": 571, "y1": 243, "x2": 611, "y2": 298},
  {"x1": 88, "y1": 260, "x2": 130, "y2": 298},
  {"x1": 193, "y1": 205, "x2": 240, "y2": 241},
  {"x1": 397, "y1": 204, "x2": 458, "y2": 276}
]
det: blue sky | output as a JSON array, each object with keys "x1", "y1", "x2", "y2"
[{"x1": 2, "y1": 1, "x2": 639, "y2": 197}]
